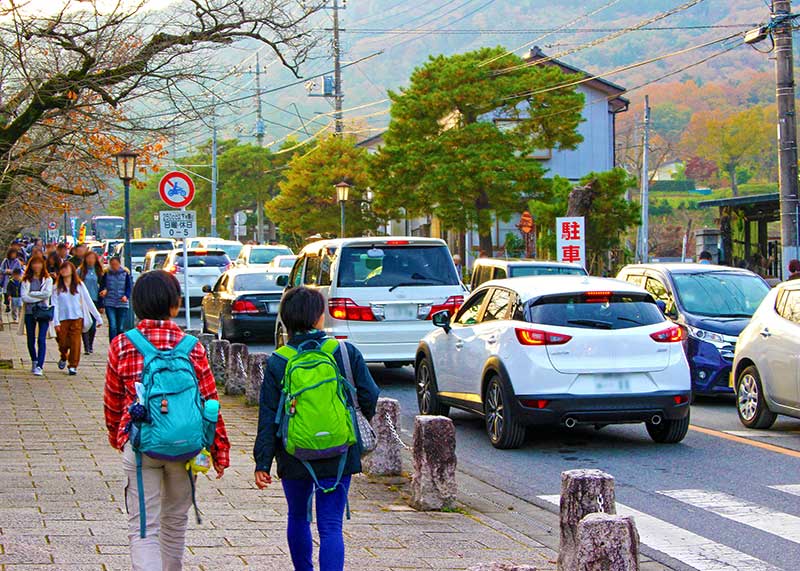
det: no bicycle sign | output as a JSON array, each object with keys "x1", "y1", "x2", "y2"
[{"x1": 158, "y1": 171, "x2": 195, "y2": 209}]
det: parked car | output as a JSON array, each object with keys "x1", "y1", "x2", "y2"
[
  {"x1": 275, "y1": 237, "x2": 466, "y2": 366},
  {"x1": 270, "y1": 254, "x2": 298, "y2": 270},
  {"x1": 114, "y1": 238, "x2": 176, "y2": 280},
  {"x1": 733, "y1": 280, "x2": 800, "y2": 429},
  {"x1": 102, "y1": 239, "x2": 124, "y2": 264},
  {"x1": 470, "y1": 258, "x2": 587, "y2": 290},
  {"x1": 236, "y1": 244, "x2": 293, "y2": 267},
  {"x1": 617, "y1": 263, "x2": 770, "y2": 395},
  {"x1": 200, "y1": 268, "x2": 288, "y2": 341},
  {"x1": 163, "y1": 248, "x2": 232, "y2": 307},
  {"x1": 187, "y1": 238, "x2": 243, "y2": 261},
  {"x1": 416, "y1": 276, "x2": 691, "y2": 448},
  {"x1": 140, "y1": 250, "x2": 170, "y2": 273}
]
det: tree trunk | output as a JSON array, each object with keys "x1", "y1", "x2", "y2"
[
  {"x1": 729, "y1": 165, "x2": 739, "y2": 197},
  {"x1": 475, "y1": 192, "x2": 493, "y2": 257}
]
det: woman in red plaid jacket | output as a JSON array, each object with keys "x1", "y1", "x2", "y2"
[{"x1": 104, "y1": 270, "x2": 230, "y2": 571}]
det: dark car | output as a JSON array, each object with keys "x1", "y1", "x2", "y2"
[
  {"x1": 617, "y1": 263, "x2": 770, "y2": 395},
  {"x1": 200, "y1": 268, "x2": 288, "y2": 341}
]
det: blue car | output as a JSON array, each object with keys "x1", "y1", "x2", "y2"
[{"x1": 617, "y1": 264, "x2": 770, "y2": 395}]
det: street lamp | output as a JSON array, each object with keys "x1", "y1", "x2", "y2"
[
  {"x1": 114, "y1": 149, "x2": 139, "y2": 330},
  {"x1": 335, "y1": 181, "x2": 351, "y2": 238}
]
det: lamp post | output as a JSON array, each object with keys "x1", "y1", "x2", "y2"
[
  {"x1": 335, "y1": 181, "x2": 351, "y2": 238},
  {"x1": 114, "y1": 149, "x2": 139, "y2": 330},
  {"x1": 60, "y1": 201, "x2": 68, "y2": 244}
]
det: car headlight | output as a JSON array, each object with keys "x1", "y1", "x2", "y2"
[{"x1": 686, "y1": 326, "x2": 735, "y2": 348}]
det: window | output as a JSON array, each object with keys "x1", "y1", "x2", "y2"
[
  {"x1": 249, "y1": 247, "x2": 292, "y2": 265},
  {"x1": 483, "y1": 289, "x2": 511, "y2": 322},
  {"x1": 621, "y1": 273, "x2": 645, "y2": 287},
  {"x1": 779, "y1": 290, "x2": 800, "y2": 324},
  {"x1": 645, "y1": 277, "x2": 670, "y2": 303},
  {"x1": 234, "y1": 272, "x2": 287, "y2": 292},
  {"x1": 337, "y1": 245, "x2": 459, "y2": 288},
  {"x1": 319, "y1": 251, "x2": 335, "y2": 287},
  {"x1": 304, "y1": 256, "x2": 322, "y2": 286},
  {"x1": 455, "y1": 290, "x2": 488, "y2": 326},
  {"x1": 175, "y1": 252, "x2": 230, "y2": 268},
  {"x1": 510, "y1": 265, "x2": 587, "y2": 277},
  {"x1": 672, "y1": 272, "x2": 770, "y2": 318},
  {"x1": 493, "y1": 267, "x2": 508, "y2": 280},
  {"x1": 130, "y1": 241, "x2": 174, "y2": 258},
  {"x1": 528, "y1": 292, "x2": 665, "y2": 330},
  {"x1": 290, "y1": 257, "x2": 304, "y2": 287}
]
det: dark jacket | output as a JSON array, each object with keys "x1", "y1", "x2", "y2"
[
  {"x1": 254, "y1": 330, "x2": 380, "y2": 480},
  {"x1": 5, "y1": 279, "x2": 22, "y2": 298},
  {"x1": 103, "y1": 268, "x2": 132, "y2": 308}
]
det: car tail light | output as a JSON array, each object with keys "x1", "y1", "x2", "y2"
[
  {"x1": 232, "y1": 299, "x2": 260, "y2": 315},
  {"x1": 328, "y1": 298, "x2": 376, "y2": 321},
  {"x1": 584, "y1": 291, "x2": 612, "y2": 303},
  {"x1": 423, "y1": 295, "x2": 464, "y2": 319},
  {"x1": 386, "y1": 240, "x2": 409, "y2": 245},
  {"x1": 650, "y1": 325, "x2": 684, "y2": 343},
  {"x1": 673, "y1": 394, "x2": 690, "y2": 405},
  {"x1": 520, "y1": 399, "x2": 549, "y2": 409},
  {"x1": 515, "y1": 328, "x2": 572, "y2": 346}
]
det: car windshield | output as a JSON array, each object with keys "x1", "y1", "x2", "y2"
[
  {"x1": 511, "y1": 265, "x2": 587, "y2": 277},
  {"x1": 338, "y1": 245, "x2": 459, "y2": 288},
  {"x1": 249, "y1": 247, "x2": 292, "y2": 264},
  {"x1": 130, "y1": 242, "x2": 174, "y2": 258},
  {"x1": 234, "y1": 273, "x2": 287, "y2": 291},
  {"x1": 276, "y1": 257, "x2": 297, "y2": 268},
  {"x1": 672, "y1": 272, "x2": 769, "y2": 317},
  {"x1": 215, "y1": 244, "x2": 242, "y2": 259},
  {"x1": 176, "y1": 252, "x2": 230, "y2": 267},
  {"x1": 528, "y1": 292, "x2": 665, "y2": 330}
]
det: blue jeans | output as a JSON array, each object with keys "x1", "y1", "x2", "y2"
[
  {"x1": 25, "y1": 314, "x2": 48, "y2": 368},
  {"x1": 106, "y1": 306, "x2": 128, "y2": 341},
  {"x1": 281, "y1": 476, "x2": 351, "y2": 571}
]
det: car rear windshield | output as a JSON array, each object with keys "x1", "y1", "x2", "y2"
[
  {"x1": 338, "y1": 245, "x2": 459, "y2": 288},
  {"x1": 672, "y1": 271, "x2": 769, "y2": 318},
  {"x1": 215, "y1": 244, "x2": 242, "y2": 259},
  {"x1": 510, "y1": 265, "x2": 587, "y2": 277},
  {"x1": 130, "y1": 242, "x2": 173, "y2": 258},
  {"x1": 528, "y1": 292, "x2": 665, "y2": 330},
  {"x1": 175, "y1": 252, "x2": 230, "y2": 267},
  {"x1": 234, "y1": 273, "x2": 286, "y2": 291},
  {"x1": 249, "y1": 247, "x2": 292, "y2": 264}
]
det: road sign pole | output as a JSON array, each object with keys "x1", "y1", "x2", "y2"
[{"x1": 182, "y1": 206, "x2": 191, "y2": 329}]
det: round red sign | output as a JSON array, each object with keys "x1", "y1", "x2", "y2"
[{"x1": 158, "y1": 171, "x2": 195, "y2": 208}]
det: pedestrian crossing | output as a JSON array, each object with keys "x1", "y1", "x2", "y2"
[{"x1": 539, "y1": 483, "x2": 800, "y2": 571}]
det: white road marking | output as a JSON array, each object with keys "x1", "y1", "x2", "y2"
[
  {"x1": 539, "y1": 494, "x2": 779, "y2": 571},
  {"x1": 724, "y1": 430, "x2": 800, "y2": 439},
  {"x1": 660, "y1": 489, "x2": 800, "y2": 546},
  {"x1": 770, "y1": 484, "x2": 800, "y2": 497}
]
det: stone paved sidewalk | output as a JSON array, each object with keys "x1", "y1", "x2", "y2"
[{"x1": 0, "y1": 316, "x2": 558, "y2": 570}]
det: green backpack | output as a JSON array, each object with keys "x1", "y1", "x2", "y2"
[{"x1": 275, "y1": 338, "x2": 357, "y2": 507}]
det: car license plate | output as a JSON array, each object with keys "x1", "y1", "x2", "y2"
[
  {"x1": 594, "y1": 378, "x2": 630, "y2": 393},
  {"x1": 268, "y1": 302, "x2": 280, "y2": 314}
]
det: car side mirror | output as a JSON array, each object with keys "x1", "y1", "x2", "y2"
[
  {"x1": 134, "y1": 266, "x2": 143, "y2": 273},
  {"x1": 432, "y1": 310, "x2": 452, "y2": 333},
  {"x1": 202, "y1": 285, "x2": 212, "y2": 293},
  {"x1": 276, "y1": 274, "x2": 289, "y2": 287}
]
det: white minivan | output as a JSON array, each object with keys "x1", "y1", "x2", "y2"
[{"x1": 275, "y1": 237, "x2": 466, "y2": 366}]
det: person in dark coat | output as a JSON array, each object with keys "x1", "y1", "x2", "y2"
[{"x1": 254, "y1": 287, "x2": 380, "y2": 571}]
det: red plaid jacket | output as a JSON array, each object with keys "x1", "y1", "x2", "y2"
[{"x1": 103, "y1": 319, "x2": 230, "y2": 468}]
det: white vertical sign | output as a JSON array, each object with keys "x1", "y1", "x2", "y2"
[{"x1": 556, "y1": 216, "x2": 586, "y2": 268}]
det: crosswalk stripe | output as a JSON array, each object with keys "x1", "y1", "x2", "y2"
[
  {"x1": 539, "y1": 495, "x2": 779, "y2": 571},
  {"x1": 660, "y1": 489, "x2": 800, "y2": 546},
  {"x1": 770, "y1": 484, "x2": 800, "y2": 497}
]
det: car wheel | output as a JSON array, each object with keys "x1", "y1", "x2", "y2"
[
  {"x1": 736, "y1": 366, "x2": 777, "y2": 429},
  {"x1": 415, "y1": 356, "x2": 449, "y2": 417},
  {"x1": 646, "y1": 412, "x2": 690, "y2": 444},
  {"x1": 484, "y1": 375, "x2": 526, "y2": 450}
]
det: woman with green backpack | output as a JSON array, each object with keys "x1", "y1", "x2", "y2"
[{"x1": 254, "y1": 286, "x2": 380, "y2": 571}]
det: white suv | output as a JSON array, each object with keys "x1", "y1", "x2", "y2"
[
  {"x1": 416, "y1": 276, "x2": 691, "y2": 448},
  {"x1": 275, "y1": 237, "x2": 466, "y2": 366}
]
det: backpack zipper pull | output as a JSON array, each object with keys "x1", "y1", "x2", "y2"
[
  {"x1": 289, "y1": 398, "x2": 297, "y2": 416},
  {"x1": 160, "y1": 398, "x2": 169, "y2": 414}
]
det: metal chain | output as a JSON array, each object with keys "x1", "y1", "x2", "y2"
[
  {"x1": 597, "y1": 494, "x2": 606, "y2": 514},
  {"x1": 384, "y1": 411, "x2": 410, "y2": 450}
]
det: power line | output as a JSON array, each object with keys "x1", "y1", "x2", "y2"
[
  {"x1": 385, "y1": 0, "x2": 498, "y2": 52},
  {"x1": 343, "y1": 23, "x2": 757, "y2": 35}
]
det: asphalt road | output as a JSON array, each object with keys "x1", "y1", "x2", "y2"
[{"x1": 175, "y1": 317, "x2": 800, "y2": 570}]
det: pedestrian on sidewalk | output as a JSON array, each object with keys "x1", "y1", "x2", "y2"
[
  {"x1": 1, "y1": 247, "x2": 23, "y2": 312},
  {"x1": 52, "y1": 261, "x2": 102, "y2": 375},
  {"x1": 254, "y1": 286, "x2": 380, "y2": 571},
  {"x1": 46, "y1": 250, "x2": 62, "y2": 277},
  {"x1": 19, "y1": 254, "x2": 54, "y2": 376},
  {"x1": 104, "y1": 270, "x2": 230, "y2": 571},
  {"x1": 100, "y1": 256, "x2": 132, "y2": 341},
  {"x1": 77, "y1": 251, "x2": 105, "y2": 354},
  {"x1": 7, "y1": 268, "x2": 23, "y2": 323}
]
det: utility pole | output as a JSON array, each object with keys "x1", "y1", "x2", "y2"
[
  {"x1": 332, "y1": 0, "x2": 344, "y2": 134},
  {"x1": 210, "y1": 104, "x2": 219, "y2": 238},
  {"x1": 773, "y1": 0, "x2": 799, "y2": 277},
  {"x1": 254, "y1": 52, "x2": 266, "y2": 243},
  {"x1": 638, "y1": 95, "x2": 651, "y2": 263}
]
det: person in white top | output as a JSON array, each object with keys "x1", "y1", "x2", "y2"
[{"x1": 52, "y1": 261, "x2": 102, "y2": 375}]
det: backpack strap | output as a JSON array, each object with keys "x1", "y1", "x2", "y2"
[
  {"x1": 125, "y1": 329, "x2": 159, "y2": 367},
  {"x1": 274, "y1": 345, "x2": 297, "y2": 361},
  {"x1": 174, "y1": 334, "x2": 198, "y2": 357},
  {"x1": 335, "y1": 340, "x2": 362, "y2": 414},
  {"x1": 135, "y1": 450, "x2": 147, "y2": 539}
]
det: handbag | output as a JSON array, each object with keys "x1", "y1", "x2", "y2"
[
  {"x1": 32, "y1": 303, "x2": 54, "y2": 321},
  {"x1": 337, "y1": 340, "x2": 378, "y2": 454}
]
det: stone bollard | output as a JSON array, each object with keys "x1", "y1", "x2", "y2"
[
  {"x1": 468, "y1": 564, "x2": 539, "y2": 571},
  {"x1": 409, "y1": 415, "x2": 457, "y2": 511},
  {"x1": 198, "y1": 333, "x2": 215, "y2": 355},
  {"x1": 245, "y1": 352, "x2": 269, "y2": 406},
  {"x1": 575, "y1": 513, "x2": 639, "y2": 571},
  {"x1": 184, "y1": 328, "x2": 201, "y2": 337},
  {"x1": 225, "y1": 343, "x2": 249, "y2": 396},
  {"x1": 364, "y1": 398, "x2": 403, "y2": 477},
  {"x1": 558, "y1": 470, "x2": 616, "y2": 571},
  {"x1": 209, "y1": 339, "x2": 230, "y2": 387}
]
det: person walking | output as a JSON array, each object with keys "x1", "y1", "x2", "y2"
[
  {"x1": 104, "y1": 270, "x2": 230, "y2": 571},
  {"x1": 18, "y1": 254, "x2": 54, "y2": 376},
  {"x1": 46, "y1": 250, "x2": 62, "y2": 277},
  {"x1": 7, "y1": 268, "x2": 23, "y2": 323},
  {"x1": 101, "y1": 256, "x2": 132, "y2": 341},
  {"x1": 77, "y1": 252, "x2": 105, "y2": 354},
  {"x1": 1, "y1": 247, "x2": 23, "y2": 312},
  {"x1": 52, "y1": 261, "x2": 102, "y2": 376},
  {"x1": 254, "y1": 287, "x2": 380, "y2": 571}
]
